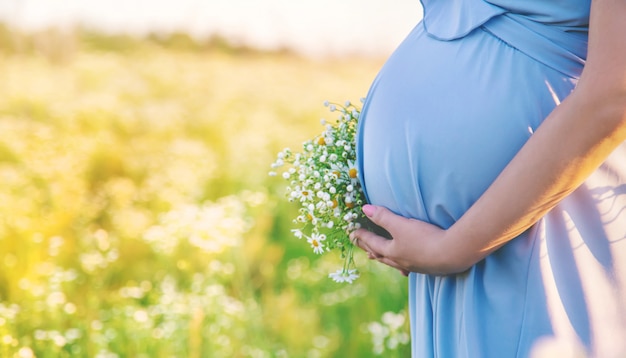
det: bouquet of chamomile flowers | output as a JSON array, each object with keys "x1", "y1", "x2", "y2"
[{"x1": 269, "y1": 99, "x2": 367, "y2": 283}]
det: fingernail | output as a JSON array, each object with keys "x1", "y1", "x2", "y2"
[{"x1": 362, "y1": 204, "x2": 375, "y2": 217}]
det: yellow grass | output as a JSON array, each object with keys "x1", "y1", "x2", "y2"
[{"x1": 0, "y1": 29, "x2": 409, "y2": 357}]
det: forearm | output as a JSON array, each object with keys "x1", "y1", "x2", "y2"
[
  {"x1": 444, "y1": 90, "x2": 625, "y2": 271},
  {"x1": 442, "y1": 0, "x2": 626, "y2": 272}
]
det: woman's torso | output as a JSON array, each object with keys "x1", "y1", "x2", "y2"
[{"x1": 357, "y1": 1, "x2": 626, "y2": 357}]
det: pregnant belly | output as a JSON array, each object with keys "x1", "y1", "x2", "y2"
[{"x1": 357, "y1": 23, "x2": 577, "y2": 228}]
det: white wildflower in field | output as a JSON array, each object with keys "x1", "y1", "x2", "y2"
[
  {"x1": 17, "y1": 347, "x2": 35, "y2": 358},
  {"x1": 366, "y1": 311, "x2": 410, "y2": 355},
  {"x1": 270, "y1": 100, "x2": 367, "y2": 282},
  {"x1": 142, "y1": 196, "x2": 250, "y2": 255}
]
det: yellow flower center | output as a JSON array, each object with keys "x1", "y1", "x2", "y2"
[
  {"x1": 318, "y1": 137, "x2": 326, "y2": 145},
  {"x1": 349, "y1": 168, "x2": 357, "y2": 178}
]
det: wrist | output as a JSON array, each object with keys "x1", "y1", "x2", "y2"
[{"x1": 432, "y1": 227, "x2": 476, "y2": 275}]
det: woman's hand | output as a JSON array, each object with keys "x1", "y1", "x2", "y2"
[{"x1": 351, "y1": 204, "x2": 472, "y2": 276}]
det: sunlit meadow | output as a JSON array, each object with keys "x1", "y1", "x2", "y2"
[{"x1": 0, "y1": 26, "x2": 409, "y2": 357}]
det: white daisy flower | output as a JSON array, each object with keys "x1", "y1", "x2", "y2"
[
  {"x1": 291, "y1": 229, "x2": 304, "y2": 239},
  {"x1": 328, "y1": 269, "x2": 359, "y2": 284},
  {"x1": 307, "y1": 234, "x2": 325, "y2": 254}
]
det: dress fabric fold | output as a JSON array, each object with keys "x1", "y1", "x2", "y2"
[{"x1": 356, "y1": 0, "x2": 626, "y2": 356}]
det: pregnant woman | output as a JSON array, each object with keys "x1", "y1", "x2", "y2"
[{"x1": 353, "y1": 0, "x2": 626, "y2": 357}]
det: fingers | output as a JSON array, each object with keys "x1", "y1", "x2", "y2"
[
  {"x1": 377, "y1": 255, "x2": 403, "y2": 269},
  {"x1": 351, "y1": 227, "x2": 388, "y2": 257},
  {"x1": 370, "y1": 252, "x2": 410, "y2": 276},
  {"x1": 362, "y1": 204, "x2": 393, "y2": 230},
  {"x1": 351, "y1": 205, "x2": 413, "y2": 276},
  {"x1": 351, "y1": 228, "x2": 396, "y2": 265},
  {"x1": 350, "y1": 228, "x2": 411, "y2": 276}
]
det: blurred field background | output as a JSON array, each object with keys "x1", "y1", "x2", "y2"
[{"x1": 0, "y1": 7, "x2": 420, "y2": 355}]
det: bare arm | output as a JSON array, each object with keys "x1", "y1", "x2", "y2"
[{"x1": 353, "y1": 0, "x2": 626, "y2": 275}]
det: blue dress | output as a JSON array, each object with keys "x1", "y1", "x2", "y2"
[{"x1": 356, "y1": 0, "x2": 626, "y2": 357}]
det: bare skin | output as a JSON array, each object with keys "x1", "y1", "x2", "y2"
[{"x1": 351, "y1": 0, "x2": 626, "y2": 276}]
